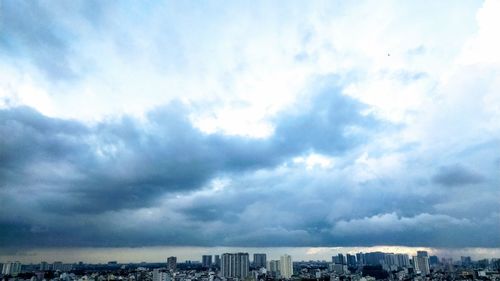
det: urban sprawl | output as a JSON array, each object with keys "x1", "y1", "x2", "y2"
[{"x1": 2, "y1": 251, "x2": 500, "y2": 281}]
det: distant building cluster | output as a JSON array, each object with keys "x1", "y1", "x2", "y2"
[{"x1": 1, "y1": 251, "x2": 500, "y2": 281}]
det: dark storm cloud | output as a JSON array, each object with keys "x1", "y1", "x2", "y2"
[
  {"x1": 432, "y1": 164, "x2": 485, "y2": 187},
  {"x1": 273, "y1": 78, "x2": 377, "y2": 155},
  {"x1": 0, "y1": 78, "x2": 378, "y2": 246}
]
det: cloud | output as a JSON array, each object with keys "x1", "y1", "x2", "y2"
[
  {"x1": 0, "y1": 0, "x2": 499, "y2": 250},
  {"x1": 0, "y1": 76, "x2": 380, "y2": 246},
  {"x1": 432, "y1": 164, "x2": 485, "y2": 187}
]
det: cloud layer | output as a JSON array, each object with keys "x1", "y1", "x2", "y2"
[{"x1": 0, "y1": 0, "x2": 499, "y2": 248}]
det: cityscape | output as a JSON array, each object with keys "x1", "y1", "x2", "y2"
[
  {"x1": 1, "y1": 2, "x2": 499, "y2": 281},
  {"x1": 2, "y1": 251, "x2": 500, "y2": 281}
]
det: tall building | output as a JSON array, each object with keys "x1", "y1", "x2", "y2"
[
  {"x1": 429, "y1": 256, "x2": 439, "y2": 265},
  {"x1": 153, "y1": 269, "x2": 170, "y2": 281},
  {"x1": 395, "y1": 254, "x2": 410, "y2": 267},
  {"x1": 221, "y1": 253, "x2": 249, "y2": 278},
  {"x1": 364, "y1": 252, "x2": 385, "y2": 265},
  {"x1": 356, "y1": 253, "x2": 365, "y2": 266},
  {"x1": 461, "y1": 256, "x2": 472, "y2": 266},
  {"x1": 214, "y1": 255, "x2": 221, "y2": 268},
  {"x1": 253, "y1": 253, "x2": 267, "y2": 269},
  {"x1": 1, "y1": 262, "x2": 21, "y2": 276},
  {"x1": 417, "y1": 251, "x2": 428, "y2": 258},
  {"x1": 413, "y1": 256, "x2": 430, "y2": 276},
  {"x1": 346, "y1": 254, "x2": 356, "y2": 267},
  {"x1": 337, "y1": 254, "x2": 346, "y2": 265},
  {"x1": 384, "y1": 254, "x2": 397, "y2": 266},
  {"x1": 39, "y1": 261, "x2": 50, "y2": 271},
  {"x1": 202, "y1": 255, "x2": 212, "y2": 268},
  {"x1": 280, "y1": 254, "x2": 293, "y2": 279},
  {"x1": 267, "y1": 260, "x2": 280, "y2": 275},
  {"x1": 167, "y1": 257, "x2": 177, "y2": 272}
]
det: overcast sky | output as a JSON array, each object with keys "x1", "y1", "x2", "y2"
[{"x1": 1, "y1": 0, "x2": 499, "y2": 256}]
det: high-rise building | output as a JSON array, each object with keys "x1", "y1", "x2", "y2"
[
  {"x1": 280, "y1": 254, "x2": 293, "y2": 279},
  {"x1": 1, "y1": 262, "x2": 21, "y2": 276},
  {"x1": 364, "y1": 252, "x2": 385, "y2": 265},
  {"x1": 356, "y1": 253, "x2": 365, "y2": 266},
  {"x1": 253, "y1": 253, "x2": 267, "y2": 269},
  {"x1": 337, "y1": 254, "x2": 345, "y2": 265},
  {"x1": 346, "y1": 254, "x2": 356, "y2": 267},
  {"x1": 202, "y1": 255, "x2": 212, "y2": 268},
  {"x1": 429, "y1": 256, "x2": 439, "y2": 265},
  {"x1": 417, "y1": 251, "x2": 428, "y2": 258},
  {"x1": 384, "y1": 254, "x2": 397, "y2": 266},
  {"x1": 39, "y1": 261, "x2": 50, "y2": 271},
  {"x1": 52, "y1": 262, "x2": 64, "y2": 271},
  {"x1": 395, "y1": 254, "x2": 410, "y2": 267},
  {"x1": 267, "y1": 260, "x2": 280, "y2": 274},
  {"x1": 461, "y1": 256, "x2": 472, "y2": 266},
  {"x1": 221, "y1": 253, "x2": 249, "y2": 278},
  {"x1": 167, "y1": 257, "x2": 177, "y2": 272},
  {"x1": 214, "y1": 255, "x2": 221, "y2": 268},
  {"x1": 413, "y1": 256, "x2": 430, "y2": 275},
  {"x1": 153, "y1": 269, "x2": 170, "y2": 281}
]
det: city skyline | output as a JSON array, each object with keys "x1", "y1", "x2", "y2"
[
  {"x1": 2, "y1": 246, "x2": 500, "y2": 264},
  {"x1": 1, "y1": 0, "x2": 500, "y2": 263}
]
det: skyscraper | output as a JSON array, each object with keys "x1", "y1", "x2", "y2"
[
  {"x1": 1, "y1": 262, "x2": 21, "y2": 276},
  {"x1": 429, "y1": 256, "x2": 439, "y2": 265},
  {"x1": 395, "y1": 254, "x2": 410, "y2": 267},
  {"x1": 280, "y1": 254, "x2": 293, "y2": 279},
  {"x1": 253, "y1": 253, "x2": 267, "y2": 269},
  {"x1": 337, "y1": 254, "x2": 346, "y2": 265},
  {"x1": 356, "y1": 253, "x2": 365, "y2": 266},
  {"x1": 39, "y1": 261, "x2": 50, "y2": 271},
  {"x1": 153, "y1": 269, "x2": 170, "y2": 281},
  {"x1": 167, "y1": 257, "x2": 177, "y2": 272},
  {"x1": 221, "y1": 253, "x2": 249, "y2": 278},
  {"x1": 461, "y1": 256, "x2": 472, "y2": 266},
  {"x1": 202, "y1": 255, "x2": 212, "y2": 268},
  {"x1": 417, "y1": 251, "x2": 428, "y2": 257},
  {"x1": 267, "y1": 260, "x2": 280, "y2": 273},
  {"x1": 214, "y1": 255, "x2": 221, "y2": 268},
  {"x1": 384, "y1": 253, "x2": 396, "y2": 266},
  {"x1": 413, "y1": 256, "x2": 430, "y2": 275},
  {"x1": 364, "y1": 252, "x2": 385, "y2": 265},
  {"x1": 346, "y1": 254, "x2": 357, "y2": 267}
]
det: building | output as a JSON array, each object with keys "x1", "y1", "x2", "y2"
[
  {"x1": 167, "y1": 256, "x2": 177, "y2": 272},
  {"x1": 395, "y1": 254, "x2": 410, "y2": 267},
  {"x1": 280, "y1": 254, "x2": 293, "y2": 279},
  {"x1": 51, "y1": 262, "x2": 72, "y2": 272},
  {"x1": 329, "y1": 263, "x2": 347, "y2": 274},
  {"x1": 202, "y1": 255, "x2": 212, "y2": 268},
  {"x1": 461, "y1": 256, "x2": 472, "y2": 266},
  {"x1": 356, "y1": 253, "x2": 365, "y2": 266},
  {"x1": 221, "y1": 253, "x2": 249, "y2": 278},
  {"x1": 384, "y1": 254, "x2": 396, "y2": 266},
  {"x1": 346, "y1": 254, "x2": 356, "y2": 267},
  {"x1": 1, "y1": 261, "x2": 21, "y2": 276},
  {"x1": 253, "y1": 253, "x2": 266, "y2": 269},
  {"x1": 429, "y1": 256, "x2": 439, "y2": 265},
  {"x1": 267, "y1": 260, "x2": 280, "y2": 276},
  {"x1": 417, "y1": 251, "x2": 428, "y2": 257},
  {"x1": 153, "y1": 269, "x2": 170, "y2": 281},
  {"x1": 364, "y1": 252, "x2": 385, "y2": 265},
  {"x1": 413, "y1": 256, "x2": 430, "y2": 275},
  {"x1": 39, "y1": 261, "x2": 50, "y2": 271},
  {"x1": 214, "y1": 255, "x2": 221, "y2": 268},
  {"x1": 332, "y1": 254, "x2": 346, "y2": 265}
]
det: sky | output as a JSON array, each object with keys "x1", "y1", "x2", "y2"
[{"x1": 1, "y1": 0, "x2": 500, "y2": 261}]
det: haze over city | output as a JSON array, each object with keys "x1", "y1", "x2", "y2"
[{"x1": 1, "y1": 0, "x2": 500, "y2": 267}]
